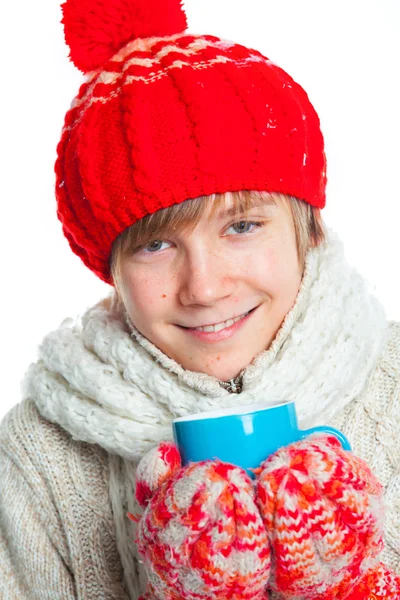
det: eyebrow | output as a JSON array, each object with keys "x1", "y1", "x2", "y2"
[{"x1": 217, "y1": 195, "x2": 277, "y2": 219}]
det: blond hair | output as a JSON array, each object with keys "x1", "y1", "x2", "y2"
[{"x1": 110, "y1": 191, "x2": 326, "y2": 290}]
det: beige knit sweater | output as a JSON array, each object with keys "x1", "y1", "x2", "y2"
[{"x1": 1, "y1": 229, "x2": 399, "y2": 599}]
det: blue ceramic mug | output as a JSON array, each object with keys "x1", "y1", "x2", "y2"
[{"x1": 172, "y1": 400, "x2": 351, "y2": 477}]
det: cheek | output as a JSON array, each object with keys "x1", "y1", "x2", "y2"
[
  {"x1": 249, "y1": 244, "x2": 300, "y2": 294},
  {"x1": 120, "y1": 272, "x2": 169, "y2": 320},
  {"x1": 249, "y1": 246, "x2": 280, "y2": 286}
]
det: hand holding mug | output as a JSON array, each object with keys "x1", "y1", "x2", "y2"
[
  {"x1": 133, "y1": 434, "x2": 399, "y2": 600},
  {"x1": 133, "y1": 443, "x2": 271, "y2": 600}
]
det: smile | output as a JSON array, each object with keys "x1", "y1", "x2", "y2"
[
  {"x1": 182, "y1": 308, "x2": 256, "y2": 333},
  {"x1": 177, "y1": 306, "x2": 259, "y2": 343},
  {"x1": 192, "y1": 310, "x2": 251, "y2": 332}
]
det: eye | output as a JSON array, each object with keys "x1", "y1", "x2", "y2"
[
  {"x1": 225, "y1": 221, "x2": 263, "y2": 235},
  {"x1": 142, "y1": 239, "x2": 171, "y2": 253}
]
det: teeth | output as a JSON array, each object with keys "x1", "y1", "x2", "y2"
[{"x1": 194, "y1": 311, "x2": 250, "y2": 333}]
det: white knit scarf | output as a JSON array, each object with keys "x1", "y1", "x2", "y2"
[{"x1": 21, "y1": 225, "x2": 391, "y2": 598}]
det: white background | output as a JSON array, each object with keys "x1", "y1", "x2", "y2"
[{"x1": 1, "y1": 0, "x2": 399, "y2": 421}]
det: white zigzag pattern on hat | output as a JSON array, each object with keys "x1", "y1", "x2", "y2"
[{"x1": 64, "y1": 36, "x2": 272, "y2": 130}]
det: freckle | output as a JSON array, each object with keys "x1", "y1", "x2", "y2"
[
  {"x1": 161, "y1": 294, "x2": 167, "y2": 298},
  {"x1": 217, "y1": 355, "x2": 221, "y2": 361}
]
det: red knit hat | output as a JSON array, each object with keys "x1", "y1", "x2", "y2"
[{"x1": 56, "y1": 0, "x2": 327, "y2": 284}]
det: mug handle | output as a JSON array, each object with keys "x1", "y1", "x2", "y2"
[{"x1": 300, "y1": 425, "x2": 352, "y2": 451}]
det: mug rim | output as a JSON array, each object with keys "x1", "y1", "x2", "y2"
[{"x1": 173, "y1": 400, "x2": 294, "y2": 424}]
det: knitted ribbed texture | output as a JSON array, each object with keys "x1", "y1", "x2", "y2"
[
  {"x1": 56, "y1": 0, "x2": 326, "y2": 283},
  {"x1": 135, "y1": 445, "x2": 270, "y2": 600},
  {"x1": 268, "y1": 563, "x2": 400, "y2": 599},
  {"x1": 269, "y1": 563, "x2": 400, "y2": 600},
  {"x1": 134, "y1": 441, "x2": 182, "y2": 509},
  {"x1": 348, "y1": 562, "x2": 400, "y2": 599},
  {"x1": 0, "y1": 400, "x2": 128, "y2": 600},
  {"x1": 256, "y1": 435, "x2": 385, "y2": 599}
]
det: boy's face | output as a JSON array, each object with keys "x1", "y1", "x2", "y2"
[{"x1": 118, "y1": 195, "x2": 304, "y2": 381}]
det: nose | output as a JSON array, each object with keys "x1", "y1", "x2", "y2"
[{"x1": 178, "y1": 245, "x2": 234, "y2": 307}]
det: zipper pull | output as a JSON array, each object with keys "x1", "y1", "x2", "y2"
[{"x1": 220, "y1": 376, "x2": 243, "y2": 394}]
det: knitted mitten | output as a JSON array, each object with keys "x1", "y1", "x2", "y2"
[
  {"x1": 348, "y1": 561, "x2": 400, "y2": 599},
  {"x1": 134, "y1": 442, "x2": 271, "y2": 600},
  {"x1": 255, "y1": 434, "x2": 399, "y2": 600}
]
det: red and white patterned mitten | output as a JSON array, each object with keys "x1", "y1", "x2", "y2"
[
  {"x1": 348, "y1": 561, "x2": 400, "y2": 599},
  {"x1": 255, "y1": 434, "x2": 394, "y2": 600},
  {"x1": 134, "y1": 442, "x2": 271, "y2": 600}
]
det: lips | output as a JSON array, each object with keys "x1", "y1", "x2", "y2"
[
  {"x1": 179, "y1": 307, "x2": 257, "y2": 332},
  {"x1": 191, "y1": 310, "x2": 251, "y2": 333}
]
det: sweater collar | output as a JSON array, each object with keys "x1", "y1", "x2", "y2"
[{"x1": 24, "y1": 226, "x2": 390, "y2": 461}]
